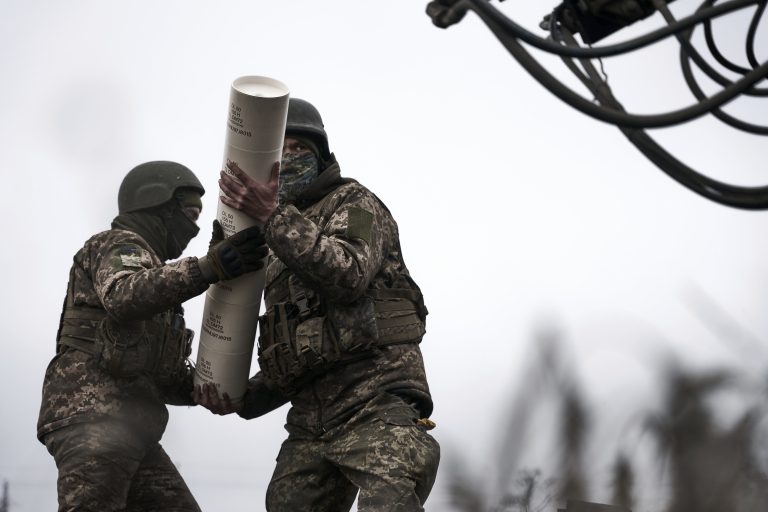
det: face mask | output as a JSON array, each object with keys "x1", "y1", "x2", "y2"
[
  {"x1": 165, "y1": 205, "x2": 200, "y2": 259},
  {"x1": 279, "y1": 152, "x2": 319, "y2": 204}
]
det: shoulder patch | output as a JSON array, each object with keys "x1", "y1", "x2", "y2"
[
  {"x1": 111, "y1": 244, "x2": 151, "y2": 270},
  {"x1": 346, "y1": 206, "x2": 374, "y2": 245}
]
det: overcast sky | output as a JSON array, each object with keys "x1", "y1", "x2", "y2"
[{"x1": 1, "y1": 1, "x2": 766, "y2": 510}]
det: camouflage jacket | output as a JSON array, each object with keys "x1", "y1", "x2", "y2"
[
  {"x1": 239, "y1": 157, "x2": 433, "y2": 434},
  {"x1": 36, "y1": 228, "x2": 209, "y2": 442}
]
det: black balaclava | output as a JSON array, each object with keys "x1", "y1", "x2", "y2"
[{"x1": 112, "y1": 189, "x2": 201, "y2": 261}]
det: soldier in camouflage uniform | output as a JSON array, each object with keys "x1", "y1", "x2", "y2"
[
  {"x1": 37, "y1": 161, "x2": 269, "y2": 512},
  {"x1": 197, "y1": 99, "x2": 440, "y2": 511}
]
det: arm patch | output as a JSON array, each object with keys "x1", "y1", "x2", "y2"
[
  {"x1": 110, "y1": 244, "x2": 152, "y2": 271},
  {"x1": 346, "y1": 206, "x2": 374, "y2": 245}
]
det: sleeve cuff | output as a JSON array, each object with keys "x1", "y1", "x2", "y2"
[{"x1": 190, "y1": 256, "x2": 218, "y2": 285}]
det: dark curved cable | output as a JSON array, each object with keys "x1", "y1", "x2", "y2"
[
  {"x1": 554, "y1": 39, "x2": 600, "y2": 92},
  {"x1": 680, "y1": 38, "x2": 768, "y2": 134},
  {"x1": 703, "y1": 0, "x2": 754, "y2": 74},
  {"x1": 746, "y1": 0, "x2": 767, "y2": 68},
  {"x1": 652, "y1": 0, "x2": 768, "y2": 134},
  {"x1": 556, "y1": 27, "x2": 768, "y2": 209},
  {"x1": 461, "y1": 0, "x2": 760, "y2": 59},
  {"x1": 650, "y1": 0, "x2": 768, "y2": 97},
  {"x1": 624, "y1": 128, "x2": 768, "y2": 209},
  {"x1": 467, "y1": 0, "x2": 768, "y2": 128}
]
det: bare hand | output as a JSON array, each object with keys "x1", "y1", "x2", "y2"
[
  {"x1": 193, "y1": 383, "x2": 243, "y2": 415},
  {"x1": 219, "y1": 160, "x2": 279, "y2": 225}
]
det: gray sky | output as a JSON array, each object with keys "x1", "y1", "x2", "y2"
[{"x1": 1, "y1": 1, "x2": 766, "y2": 510}]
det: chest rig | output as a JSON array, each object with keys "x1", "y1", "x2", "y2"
[
  {"x1": 56, "y1": 265, "x2": 194, "y2": 388},
  {"x1": 256, "y1": 189, "x2": 428, "y2": 396}
]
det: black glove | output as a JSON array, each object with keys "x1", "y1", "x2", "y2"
[
  {"x1": 209, "y1": 219, "x2": 225, "y2": 248},
  {"x1": 198, "y1": 221, "x2": 268, "y2": 282}
]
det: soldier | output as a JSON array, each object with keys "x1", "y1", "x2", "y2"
[
  {"x1": 37, "y1": 161, "x2": 269, "y2": 512},
  {"x1": 196, "y1": 99, "x2": 440, "y2": 511}
]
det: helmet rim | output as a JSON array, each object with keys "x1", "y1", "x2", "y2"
[{"x1": 118, "y1": 161, "x2": 205, "y2": 214}]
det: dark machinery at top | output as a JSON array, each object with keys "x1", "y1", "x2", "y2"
[{"x1": 426, "y1": 0, "x2": 768, "y2": 209}]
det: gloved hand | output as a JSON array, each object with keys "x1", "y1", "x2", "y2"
[
  {"x1": 198, "y1": 220, "x2": 268, "y2": 283},
  {"x1": 209, "y1": 218, "x2": 225, "y2": 248}
]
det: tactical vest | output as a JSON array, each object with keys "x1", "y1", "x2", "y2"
[
  {"x1": 256, "y1": 187, "x2": 428, "y2": 396},
  {"x1": 56, "y1": 265, "x2": 193, "y2": 387}
]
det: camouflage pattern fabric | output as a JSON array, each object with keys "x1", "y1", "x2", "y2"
[
  {"x1": 242, "y1": 159, "x2": 434, "y2": 429},
  {"x1": 239, "y1": 157, "x2": 440, "y2": 510},
  {"x1": 278, "y1": 151, "x2": 319, "y2": 204},
  {"x1": 38, "y1": 228, "x2": 208, "y2": 440},
  {"x1": 37, "y1": 227, "x2": 209, "y2": 508},
  {"x1": 44, "y1": 419, "x2": 200, "y2": 512},
  {"x1": 266, "y1": 393, "x2": 440, "y2": 512}
]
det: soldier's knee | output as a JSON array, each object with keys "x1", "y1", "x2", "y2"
[
  {"x1": 414, "y1": 431, "x2": 440, "y2": 500},
  {"x1": 57, "y1": 469, "x2": 130, "y2": 512},
  {"x1": 265, "y1": 480, "x2": 283, "y2": 512}
]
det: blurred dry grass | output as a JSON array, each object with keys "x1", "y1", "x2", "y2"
[{"x1": 446, "y1": 326, "x2": 768, "y2": 512}]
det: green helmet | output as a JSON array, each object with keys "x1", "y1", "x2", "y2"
[
  {"x1": 286, "y1": 98, "x2": 331, "y2": 161},
  {"x1": 118, "y1": 161, "x2": 205, "y2": 214}
]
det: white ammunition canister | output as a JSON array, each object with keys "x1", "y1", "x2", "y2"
[{"x1": 194, "y1": 76, "x2": 289, "y2": 403}]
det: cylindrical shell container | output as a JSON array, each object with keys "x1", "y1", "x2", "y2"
[{"x1": 194, "y1": 76, "x2": 289, "y2": 403}]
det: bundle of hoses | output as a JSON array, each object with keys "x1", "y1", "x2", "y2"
[{"x1": 427, "y1": 0, "x2": 768, "y2": 209}]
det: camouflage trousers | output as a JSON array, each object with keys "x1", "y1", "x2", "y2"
[
  {"x1": 266, "y1": 393, "x2": 440, "y2": 512},
  {"x1": 43, "y1": 419, "x2": 200, "y2": 512}
]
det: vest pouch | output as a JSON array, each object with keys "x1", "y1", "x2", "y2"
[
  {"x1": 257, "y1": 304, "x2": 300, "y2": 393},
  {"x1": 328, "y1": 297, "x2": 379, "y2": 352},
  {"x1": 374, "y1": 298, "x2": 426, "y2": 344},
  {"x1": 153, "y1": 311, "x2": 193, "y2": 389},
  {"x1": 97, "y1": 317, "x2": 153, "y2": 379},
  {"x1": 258, "y1": 303, "x2": 342, "y2": 395},
  {"x1": 294, "y1": 316, "x2": 332, "y2": 372},
  {"x1": 258, "y1": 343, "x2": 295, "y2": 392}
]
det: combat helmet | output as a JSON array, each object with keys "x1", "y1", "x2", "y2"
[
  {"x1": 286, "y1": 98, "x2": 331, "y2": 161},
  {"x1": 118, "y1": 161, "x2": 205, "y2": 214}
]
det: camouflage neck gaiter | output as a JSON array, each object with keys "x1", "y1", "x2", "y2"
[{"x1": 279, "y1": 152, "x2": 319, "y2": 204}]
